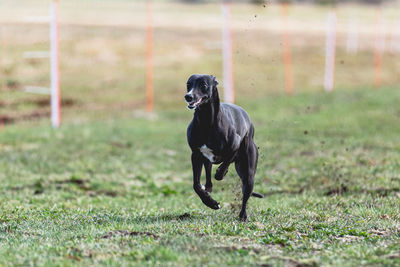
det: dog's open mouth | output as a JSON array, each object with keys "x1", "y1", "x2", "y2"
[{"x1": 187, "y1": 97, "x2": 203, "y2": 110}]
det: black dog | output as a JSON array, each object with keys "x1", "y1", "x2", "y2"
[{"x1": 185, "y1": 74, "x2": 263, "y2": 221}]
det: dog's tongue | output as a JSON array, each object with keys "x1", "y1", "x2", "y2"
[{"x1": 188, "y1": 98, "x2": 202, "y2": 109}]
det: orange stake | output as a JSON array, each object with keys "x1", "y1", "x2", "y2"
[
  {"x1": 280, "y1": 3, "x2": 293, "y2": 95},
  {"x1": 145, "y1": 0, "x2": 154, "y2": 112}
]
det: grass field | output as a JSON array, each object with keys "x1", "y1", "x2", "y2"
[
  {"x1": 1, "y1": 0, "x2": 400, "y2": 266},
  {"x1": 1, "y1": 87, "x2": 400, "y2": 266}
]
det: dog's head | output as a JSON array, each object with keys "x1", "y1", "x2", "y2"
[{"x1": 184, "y1": 74, "x2": 219, "y2": 110}]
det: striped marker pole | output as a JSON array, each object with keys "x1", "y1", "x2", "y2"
[
  {"x1": 50, "y1": 0, "x2": 61, "y2": 128},
  {"x1": 221, "y1": 2, "x2": 235, "y2": 104},
  {"x1": 280, "y1": 3, "x2": 293, "y2": 95},
  {"x1": 145, "y1": 0, "x2": 154, "y2": 112},
  {"x1": 324, "y1": 11, "x2": 337, "y2": 92}
]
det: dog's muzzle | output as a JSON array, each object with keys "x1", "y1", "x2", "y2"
[{"x1": 185, "y1": 94, "x2": 203, "y2": 110}]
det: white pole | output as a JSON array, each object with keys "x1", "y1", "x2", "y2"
[
  {"x1": 221, "y1": 2, "x2": 234, "y2": 103},
  {"x1": 50, "y1": 0, "x2": 60, "y2": 128},
  {"x1": 324, "y1": 11, "x2": 337, "y2": 92},
  {"x1": 389, "y1": 20, "x2": 400, "y2": 53},
  {"x1": 346, "y1": 18, "x2": 359, "y2": 54}
]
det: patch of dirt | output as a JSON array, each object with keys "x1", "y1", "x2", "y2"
[
  {"x1": 261, "y1": 256, "x2": 317, "y2": 267},
  {"x1": 263, "y1": 187, "x2": 304, "y2": 197},
  {"x1": 86, "y1": 190, "x2": 118, "y2": 197},
  {"x1": 0, "y1": 110, "x2": 49, "y2": 125},
  {"x1": 368, "y1": 229, "x2": 390, "y2": 236},
  {"x1": 109, "y1": 141, "x2": 132, "y2": 149},
  {"x1": 299, "y1": 150, "x2": 315, "y2": 156},
  {"x1": 23, "y1": 231, "x2": 41, "y2": 237},
  {"x1": 32, "y1": 98, "x2": 49, "y2": 107},
  {"x1": 304, "y1": 105, "x2": 321, "y2": 114},
  {"x1": 177, "y1": 212, "x2": 191, "y2": 220},
  {"x1": 102, "y1": 230, "x2": 159, "y2": 239},
  {"x1": 55, "y1": 178, "x2": 118, "y2": 197},
  {"x1": 56, "y1": 178, "x2": 87, "y2": 186},
  {"x1": 384, "y1": 252, "x2": 400, "y2": 259},
  {"x1": 61, "y1": 98, "x2": 77, "y2": 107},
  {"x1": 0, "y1": 115, "x2": 14, "y2": 125},
  {"x1": 22, "y1": 110, "x2": 51, "y2": 121},
  {"x1": 1, "y1": 97, "x2": 77, "y2": 108},
  {"x1": 0, "y1": 97, "x2": 77, "y2": 126},
  {"x1": 159, "y1": 213, "x2": 192, "y2": 221},
  {"x1": 9, "y1": 178, "x2": 118, "y2": 198},
  {"x1": 33, "y1": 189, "x2": 43, "y2": 195},
  {"x1": 325, "y1": 185, "x2": 348, "y2": 196},
  {"x1": 30, "y1": 97, "x2": 78, "y2": 108},
  {"x1": 370, "y1": 187, "x2": 400, "y2": 197},
  {"x1": 5, "y1": 80, "x2": 21, "y2": 90},
  {"x1": 335, "y1": 235, "x2": 363, "y2": 243},
  {"x1": 217, "y1": 245, "x2": 261, "y2": 254}
]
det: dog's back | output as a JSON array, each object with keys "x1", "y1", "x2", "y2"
[{"x1": 220, "y1": 102, "x2": 252, "y2": 139}]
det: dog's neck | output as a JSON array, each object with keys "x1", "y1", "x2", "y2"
[{"x1": 194, "y1": 87, "x2": 221, "y2": 128}]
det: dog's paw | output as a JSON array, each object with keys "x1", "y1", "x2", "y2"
[
  {"x1": 201, "y1": 195, "x2": 221, "y2": 210},
  {"x1": 215, "y1": 166, "x2": 228, "y2": 181},
  {"x1": 239, "y1": 211, "x2": 247, "y2": 222}
]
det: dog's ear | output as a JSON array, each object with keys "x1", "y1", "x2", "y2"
[
  {"x1": 212, "y1": 76, "x2": 219, "y2": 87},
  {"x1": 210, "y1": 76, "x2": 220, "y2": 102}
]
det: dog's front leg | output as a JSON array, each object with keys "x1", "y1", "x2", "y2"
[
  {"x1": 192, "y1": 152, "x2": 221, "y2": 210},
  {"x1": 204, "y1": 160, "x2": 213, "y2": 192}
]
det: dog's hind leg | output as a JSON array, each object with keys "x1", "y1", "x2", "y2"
[
  {"x1": 235, "y1": 132, "x2": 258, "y2": 221},
  {"x1": 204, "y1": 160, "x2": 213, "y2": 193},
  {"x1": 215, "y1": 150, "x2": 238, "y2": 181}
]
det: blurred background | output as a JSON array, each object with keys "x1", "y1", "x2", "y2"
[{"x1": 0, "y1": 0, "x2": 399, "y2": 126}]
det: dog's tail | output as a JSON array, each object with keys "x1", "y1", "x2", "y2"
[{"x1": 251, "y1": 192, "x2": 264, "y2": 198}]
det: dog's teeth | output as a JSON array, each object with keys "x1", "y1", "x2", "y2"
[{"x1": 217, "y1": 204, "x2": 221, "y2": 209}]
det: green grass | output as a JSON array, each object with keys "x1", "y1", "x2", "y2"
[
  {"x1": 1, "y1": 1, "x2": 400, "y2": 265},
  {"x1": 1, "y1": 87, "x2": 400, "y2": 266}
]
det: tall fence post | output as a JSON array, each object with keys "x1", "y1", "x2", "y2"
[
  {"x1": 374, "y1": 9, "x2": 385, "y2": 88},
  {"x1": 280, "y1": 3, "x2": 293, "y2": 95},
  {"x1": 324, "y1": 11, "x2": 337, "y2": 92},
  {"x1": 50, "y1": 0, "x2": 61, "y2": 128},
  {"x1": 221, "y1": 2, "x2": 235, "y2": 104},
  {"x1": 145, "y1": 0, "x2": 154, "y2": 112}
]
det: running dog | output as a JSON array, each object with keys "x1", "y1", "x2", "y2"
[{"x1": 185, "y1": 74, "x2": 263, "y2": 221}]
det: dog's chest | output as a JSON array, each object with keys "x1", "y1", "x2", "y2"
[{"x1": 200, "y1": 144, "x2": 217, "y2": 163}]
